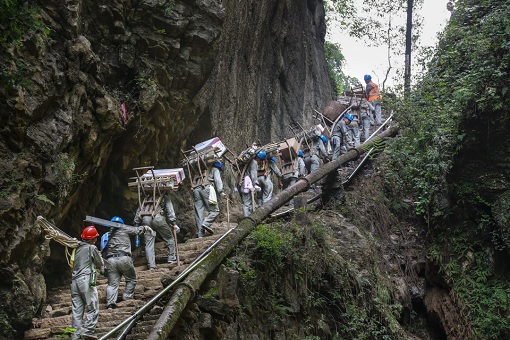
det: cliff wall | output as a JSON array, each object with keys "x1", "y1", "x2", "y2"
[{"x1": 0, "y1": 0, "x2": 333, "y2": 337}]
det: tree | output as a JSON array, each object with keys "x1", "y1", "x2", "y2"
[
  {"x1": 326, "y1": 0, "x2": 424, "y2": 90},
  {"x1": 324, "y1": 41, "x2": 361, "y2": 95}
]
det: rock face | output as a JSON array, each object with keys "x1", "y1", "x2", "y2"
[{"x1": 0, "y1": 0, "x2": 332, "y2": 337}]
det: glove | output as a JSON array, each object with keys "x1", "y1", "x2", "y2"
[
  {"x1": 221, "y1": 192, "x2": 228, "y2": 199},
  {"x1": 173, "y1": 224, "x2": 180, "y2": 233},
  {"x1": 143, "y1": 225, "x2": 153, "y2": 233},
  {"x1": 254, "y1": 185, "x2": 262, "y2": 192}
]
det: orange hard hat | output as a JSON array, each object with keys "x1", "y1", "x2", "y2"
[{"x1": 81, "y1": 226, "x2": 99, "y2": 240}]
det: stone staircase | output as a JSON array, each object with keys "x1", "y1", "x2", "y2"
[{"x1": 25, "y1": 223, "x2": 234, "y2": 340}]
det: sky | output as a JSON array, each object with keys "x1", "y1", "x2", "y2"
[{"x1": 327, "y1": 0, "x2": 452, "y2": 88}]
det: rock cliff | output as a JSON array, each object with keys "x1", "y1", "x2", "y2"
[{"x1": 0, "y1": 0, "x2": 333, "y2": 337}]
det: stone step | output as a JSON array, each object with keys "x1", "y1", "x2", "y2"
[{"x1": 25, "y1": 225, "x2": 237, "y2": 339}]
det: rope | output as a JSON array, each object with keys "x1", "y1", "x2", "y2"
[{"x1": 36, "y1": 216, "x2": 81, "y2": 266}]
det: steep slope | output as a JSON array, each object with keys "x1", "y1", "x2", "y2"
[{"x1": 0, "y1": 0, "x2": 333, "y2": 337}]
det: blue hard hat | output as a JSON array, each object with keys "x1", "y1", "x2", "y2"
[
  {"x1": 345, "y1": 113, "x2": 354, "y2": 121},
  {"x1": 364, "y1": 74, "x2": 372, "y2": 81},
  {"x1": 110, "y1": 216, "x2": 124, "y2": 224},
  {"x1": 256, "y1": 150, "x2": 267, "y2": 160},
  {"x1": 298, "y1": 150, "x2": 304, "y2": 157},
  {"x1": 212, "y1": 161, "x2": 223, "y2": 170},
  {"x1": 320, "y1": 135, "x2": 327, "y2": 144},
  {"x1": 270, "y1": 157, "x2": 276, "y2": 163}
]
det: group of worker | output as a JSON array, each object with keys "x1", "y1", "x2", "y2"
[{"x1": 69, "y1": 74, "x2": 381, "y2": 339}]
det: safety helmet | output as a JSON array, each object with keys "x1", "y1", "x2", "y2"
[
  {"x1": 270, "y1": 157, "x2": 277, "y2": 163},
  {"x1": 345, "y1": 113, "x2": 354, "y2": 121},
  {"x1": 320, "y1": 135, "x2": 327, "y2": 144},
  {"x1": 110, "y1": 216, "x2": 124, "y2": 224},
  {"x1": 364, "y1": 74, "x2": 372, "y2": 81},
  {"x1": 81, "y1": 226, "x2": 99, "y2": 240},
  {"x1": 298, "y1": 150, "x2": 304, "y2": 157},
  {"x1": 212, "y1": 161, "x2": 223, "y2": 170},
  {"x1": 256, "y1": 150, "x2": 267, "y2": 160}
]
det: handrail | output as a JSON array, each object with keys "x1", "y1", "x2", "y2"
[
  {"x1": 146, "y1": 124, "x2": 400, "y2": 340},
  {"x1": 99, "y1": 227, "x2": 236, "y2": 340}
]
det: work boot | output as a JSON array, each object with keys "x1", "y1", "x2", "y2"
[{"x1": 203, "y1": 225, "x2": 214, "y2": 235}]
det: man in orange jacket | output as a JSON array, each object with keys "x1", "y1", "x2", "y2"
[{"x1": 364, "y1": 74, "x2": 382, "y2": 126}]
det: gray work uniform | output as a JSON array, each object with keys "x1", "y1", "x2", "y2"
[
  {"x1": 240, "y1": 159, "x2": 258, "y2": 217},
  {"x1": 366, "y1": 82, "x2": 382, "y2": 125},
  {"x1": 347, "y1": 120, "x2": 360, "y2": 147},
  {"x1": 103, "y1": 225, "x2": 145, "y2": 307},
  {"x1": 193, "y1": 166, "x2": 224, "y2": 237},
  {"x1": 310, "y1": 137, "x2": 328, "y2": 172},
  {"x1": 257, "y1": 159, "x2": 282, "y2": 206},
  {"x1": 360, "y1": 110, "x2": 372, "y2": 142},
  {"x1": 282, "y1": 157, "x2": 306, "y2": 189},
  {"x1": 134, "y1": 193, "x2": 177, "y2": 268},
  {"x1": 332, "y1": 119, "x2": 349, "y2": 160},
  {"x1": 71, "y1": 242, "x2": 103, "y2": 340}
]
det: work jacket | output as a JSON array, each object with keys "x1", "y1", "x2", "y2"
[
  {"x1": 366, "y1": 81, "x2": 381, "y2": 102},
  {"x1": 207, "y1": 166, "x2": 224, "y2": 195},
  {"x1": 72, "y1": 242, "x2": 103, "y2": 280},
  {"x1": 104, "y1": 226, "x2": 145, "y2": 258}
]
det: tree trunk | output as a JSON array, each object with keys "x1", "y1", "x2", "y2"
[
  {"x1": 404, "y1": 0, "x2": 413, "y2": 95},
  {"x1": 147, "y1": 125, "x2": 400, "y2": 340}
]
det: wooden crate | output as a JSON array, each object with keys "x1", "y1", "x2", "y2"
[
  {"x1": 322, "y1": 101, "x2": 347, "y2": 125},
  {"x1": 278, "y1": 138, "x2": 300, "y2": 161}
]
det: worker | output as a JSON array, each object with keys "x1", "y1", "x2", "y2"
[
  {"x1": 103, "y1": 216, "x2": 152, "y2": 310},
  {"x1": 347, "y1": 116, "x2": 361, "y2": 147},
  {"x1": 360, "y1": 108, "x2": 371, "y2": 143},
  {"x1": 133, "y1": 192, "x2": 179, "y2": 270},
  {"x1": 332, "y1": 113, "x2": 354, "y2": 160},
  {"x1": 310, "y1": 135, "x2": 329, "y2": 173},
  {"x1": 282, "y1": 150, "x2": 306, "y2": 190},
  {"x1": 239, "y1": 156, "x2": 259, "y2": 217},
  {"x1": 71, "y1": 226, "x2": 103, "y2": 340},
  {"x1": 364, "y1": 74, "x2": 382, "y2": 125},
  {"x1": 255, "y1": 150, "x2": 282, "y2": 205},
  {"x1": 193, "y1": 161, "x2": 227, "y2": 237}
]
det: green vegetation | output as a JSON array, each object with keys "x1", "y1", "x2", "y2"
[
  {"x1": 383, "y1": 0, "x2": 510, "y2": 338},
  {"x1": 324, "y1": 41, "x2": 361, "y2": 94},
  {"x1": 0, "y1": 0, "x2": 50, "y2": 88},
  {"x1": 228, "y1": 220, "x2": 404, "y2": 339}
]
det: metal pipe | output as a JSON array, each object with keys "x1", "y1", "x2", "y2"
[
  {"x1": 147, "y1": 124, "x2": 399, "y2": 340},
  {"x1": 98, "y1": 227, "x2": 236, "y2": 340}
]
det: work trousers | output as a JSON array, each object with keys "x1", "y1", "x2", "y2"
[
  {"x1": 142, "y1": 215, "x2": 176, "y2": 268},
  {"x1": 368, "y1": 100, "x2": 382, "y2": 125},
  {"x1": 257, "y1": 175, "x2": 273, "y2": 206},
  {"x1": 193, "y1": 185, "x2": 219, "y2": 237},
  {"x1": 241, "y1": 188, "x2": 254, "y2": 217},
  {"x1": 309, "y1": 155, "x2": 321, "y2": 173},
  {"x1": 105, "y1": 256, "x2": 136, "y2": 306},
  {"x1": 71, "y1": 275, "x2": 99, "y2": 339},
  {"x1": 332, "y1": 135, "x2": 347, "y2": 160},
  {"x1": 360, "y1": 114, "x2": 371, "y2": 142}
]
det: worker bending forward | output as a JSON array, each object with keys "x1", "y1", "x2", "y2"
[
  {"x1": 240, "y1": 157, "x2": 258, "y2": 217},
  {"x1": 103, "y1": 216, "x2": 151, "y2": 309},
  {"x1": 255, "y1": 150, "x2": 282, "y2": 206},
  {"x1": 193, "y1": 161, "x2": 227, "y2": 237},
  {"x1": 134, "y1": 192, "x2": 179, "y2": 269},
  {"x1": 71, "y1": 226, "x2": 103, "y2": 340}
]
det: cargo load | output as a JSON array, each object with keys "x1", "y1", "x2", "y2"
[
  {"x1": 129, "y1": 168, "x2": 185, "y2": 192},
  {"x1": 278, "y1": 137, "x2": 300, "y2": 161},
  {"x1": 322, "y1": 101, "x2": 347, "y2": 125},
  {"x1": 184, "y1": 137, "x2": 227, "y2": 168}
]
